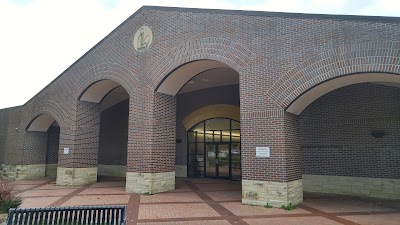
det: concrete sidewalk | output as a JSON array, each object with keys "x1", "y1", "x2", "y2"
[{"x1": 9, "y1": 177, "x2": 400, "y2": 225}]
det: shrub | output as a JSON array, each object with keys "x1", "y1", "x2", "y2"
[
  {"x1": 0, "y1": 182, "x2": 22, "y2": 213},
  {"x1": 281, "y1": 203, "x2": 297, "y2": 211},
  {"x1": 0, "y1": 198, "x2": 22, "y2": 213},
  {"x1": 0, "y1": 182, "x2": 12, "y2": 202},
  {"x1": 263, "y1": 203, "x2": 273, "y2": 208}
]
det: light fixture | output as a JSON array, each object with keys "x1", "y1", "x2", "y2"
[{"x1": 371, "y1": 130, "x2": 384, "y2": 138}]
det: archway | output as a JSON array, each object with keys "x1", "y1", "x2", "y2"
[
  {"x1": 290, "y1": 73, "x2": 400, "y2": 200},
  {"x1": 79, "y1": 80, "x2": 130, "y2": 181},
  {"x1": 157, "y1": 59, "x2": 241, "y2": 180},
  {"x1": 286, "y1": 73, "x2": 400, "y2": 115},
  {"x1": 25, "y1": 114, "x2": 60, "y2": 178}
]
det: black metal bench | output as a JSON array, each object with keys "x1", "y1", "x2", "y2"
[{"x1": 6, "y1": 205, "x2": 126, "y2": 225}]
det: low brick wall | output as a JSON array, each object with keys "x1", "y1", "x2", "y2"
[
  {"x1": 0, "y1": 164, "x2": 46, "y2": 180},
  {"x1": 45, "y1": 164, "x2": 58, "y2": 177},
  {"x1": 303, "y1": 174, "x2": 400, "y2": 199},
  {"x1": 98, "y1": 165, "x2": 126, "y2": 177},
  {"x1": 175, "y1": 165, "x2": 187, "y2": 177}
]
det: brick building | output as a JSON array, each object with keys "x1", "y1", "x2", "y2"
[{"x1": 0, "y1": 6, "x2": 399, "y2": 207}]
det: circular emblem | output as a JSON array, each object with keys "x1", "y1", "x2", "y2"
[{"x1": 133, "y1": 26, "x2": 153, "y2": 52}]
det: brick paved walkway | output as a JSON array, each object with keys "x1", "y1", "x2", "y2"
[{"x1": 10, "y1": 177, "x2": 400, "y2": 225}]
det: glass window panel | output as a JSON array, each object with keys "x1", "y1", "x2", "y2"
[
  {"x1": 188, "y1": 131, "x2": 196, "y2": 142},
  {"x1": 214, "y1": 131, "x2": 221, "y2": 142},
  {"x1": 189, "y1": 143, "x2": 196, "y2": 154},
  {"x1": 197, "y1": 143, "x2": 204, "y2": 155},
  {"x1": 188, "y1": 165, "x2": 196, "y2": 177},
  {"x1": 231, "y1": 143, "x2": 241, "y2": 158},
  {"x1": 231, "y1": 143, "x2": 241, "y2": 180},
  {"x1": 221, "y1": 130, "x2": 230, "y2": 142},
  {"x1": 196, "y1": 167, "x2": 204, "y2": 177},
  {"x1": 206, "y1": 118, "x2": 230, "y2": 130},
  {"x1": 218, "y1": 144, "x2": 230, "y2": 177},
  {"x1": 191, "y1": 122, "x2": 204, "y2": 132},
  {"x1": 231, "y1": 120, "x2": 240, "y2": 129},
  {"x1": 231, "y1": 129, "x2": 240, "y2": 142},
  {"x1": 188, "y1": 154, "x2": 196, "y2": 167},
  {"x1": 206, "y1": 144, "x2": 216, "y2": 177},
  {"x1": 205, "y1": 132, "x2": 213, "y2": 142},
  {"x1": 196, "y1": 154, "x2": 204, "y2": 163},
  {"x1": 196, "y1": 132, "x2": 204, "y2": 142}
]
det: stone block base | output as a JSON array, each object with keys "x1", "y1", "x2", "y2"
[
  {"x1": 0, "y1": 164, "x2": 46, "y2": 180},
  {"x1": 126, "y1": 171, "x2": 175, "y2": 194},
  {"x1": 303, "y1": 174, "x2": 400, "y2": 199},
  {"x1": 56, "y1": 167, "x2": 97, "y2": 186},
  {"x1": 45, "y1": 164, "x2": 58, "y2": 177},
  {"x1": 242, "y1": 179, "x2": 303, "y2": 207},
  {"x1": 175, "y1": 165, "x2": 187, "y2": 177}
]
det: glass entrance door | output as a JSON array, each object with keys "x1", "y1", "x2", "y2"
[
  {"x1": 206, "y1": 143, "x2": 230, "y2": 178},
  {"x1": 187, "y1": 118, "x2": 240, "y2": 180},
  {"x1": 218, "y1": 144, "x2": 229, "y2": 177}
]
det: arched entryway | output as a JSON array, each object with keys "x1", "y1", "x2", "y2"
[
  {"x1": 25, "y1": 114, "x2": 60, "y2": 179},
  {"x1": 288, "y1": 73, "x2": 400, "y2": 200},
  {"x1": 55, "y1": 78, "x2": 131, "y2": 187},
  {"x1": 147, "y1": 58, "x2": 241, "y2": 193},
  {"x1": 79, "y1": 80, "x2": 130, "y2": 180}
]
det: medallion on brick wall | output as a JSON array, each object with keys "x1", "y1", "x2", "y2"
[{"x1": 133, "y1": 26, "x2": 153, "y2": 52}]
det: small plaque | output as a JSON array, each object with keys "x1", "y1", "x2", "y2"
[
  {"x1": 256, "y1": 147, "x2": 270, "y2": 157},
  {"x1": 63, "y1": 148, "x2": 69, "y2": 155}
]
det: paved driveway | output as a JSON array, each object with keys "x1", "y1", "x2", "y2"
[{"x1": 10, "y1": 177, "x2": 400, "y2": 225}]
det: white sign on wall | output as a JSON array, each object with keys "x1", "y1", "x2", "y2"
[
  {"x1": 63, "y1": 148, "x2": 69, "y2": 155},
  {"x1": 256, "y1": 147, "x2": 270, "y2": 157}
]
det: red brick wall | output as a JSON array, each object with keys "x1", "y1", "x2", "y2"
[{"x1": 3, "y1": 107, "x2": 24, "y2": 165}]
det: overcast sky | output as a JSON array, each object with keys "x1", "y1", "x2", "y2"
[{"x1": 0, "y1": 0, "x2": 399, "y2": 109}]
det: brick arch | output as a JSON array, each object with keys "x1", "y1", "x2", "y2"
[
  {"x1": 74, "y1": 63, "x2": 140, "y2": 101},
  {"x1": 268, "y1": 41, "x2": 400, "y2": 113},
  {"x1": 147, "y1": 37, "x2": 252, "y2": 90},
  {"x1": 23, "y1": 100, "x2": 65, "y2": 131}
]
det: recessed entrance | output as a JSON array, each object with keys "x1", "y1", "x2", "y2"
[{"x1": 187, "y1": 118, "x2": 241, "y2": 180}]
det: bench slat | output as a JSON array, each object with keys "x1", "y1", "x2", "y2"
[{"x1": 7, "y1": 205, "x2": 127, "y2": 225}]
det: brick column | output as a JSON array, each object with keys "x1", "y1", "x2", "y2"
[
  {"x1": 56, "y1": 101, "x2": 100, "y2": 186},
  {"x1": 126, "y1": 91, "x2": 176, "y2": 194},
  {"x1": 241, "y1": 111, "x2": 303, "y2": 207}
]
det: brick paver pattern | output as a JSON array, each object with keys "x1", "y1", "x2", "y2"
[{"x1": 9, "y1": 177, "x2": 400, "y2": 225}]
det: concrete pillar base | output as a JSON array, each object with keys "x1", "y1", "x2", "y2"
[
  {"x1": 242, "y1": 179, "x2": 303, "y2": 207},
  {"x1": 56, "y1": 167, "x2": 97, "y2": 186},
  {"x1": 126, "y1": 171, "x2": 175, "y2": 194}
]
